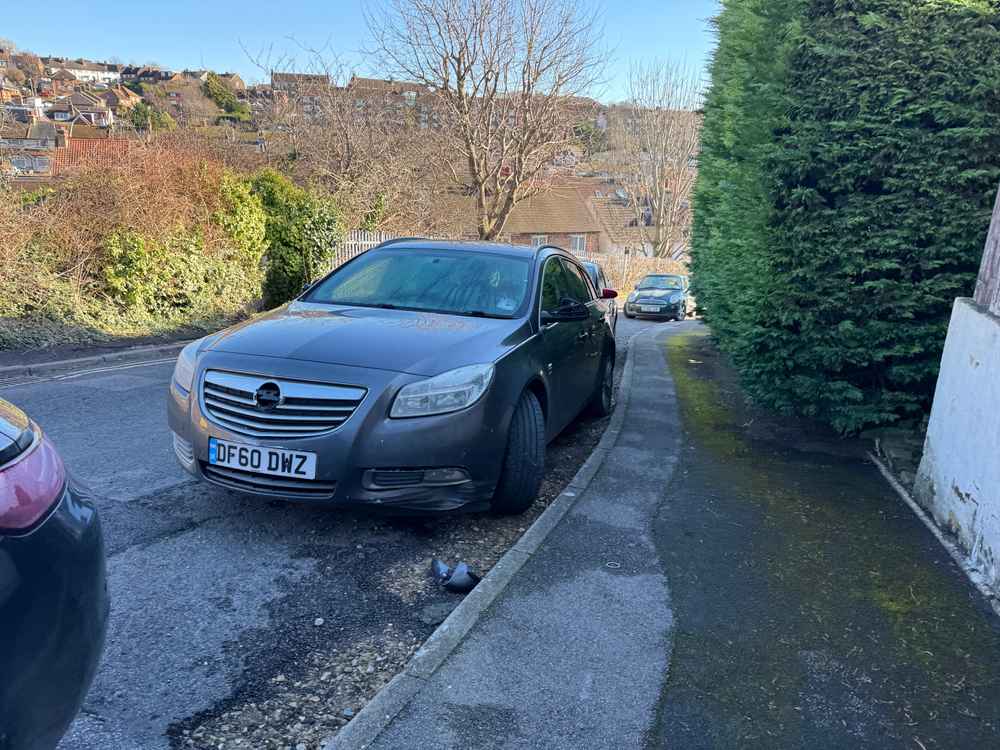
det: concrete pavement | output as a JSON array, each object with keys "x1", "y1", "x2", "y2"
[{"x1": 354, "y1": 323, "x2": 684, "y2": 749}]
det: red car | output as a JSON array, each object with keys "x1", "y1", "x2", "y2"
[{"x1": 0, "y1": 398, "x2": 108, "y2": 750}]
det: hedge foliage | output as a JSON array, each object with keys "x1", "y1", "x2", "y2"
[
  {"x1": 203, "y1": 73, "x2": 251, "y2": 123},
  {"x1": 692, "y1": 0, "x2": 1000, "y2": 433},
  {"x1": 1, "y1": 148, "x2": 342, "y2": 350},
  {"x1": 251, "y1": 170, "x2": 343, "y2": 308}
]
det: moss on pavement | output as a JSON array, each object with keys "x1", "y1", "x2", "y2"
[{"x1": 650, "y1": 328, "x2": 1000, "y2": 749}]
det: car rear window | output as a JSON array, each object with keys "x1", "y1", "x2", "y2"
[{"x1": 305, "y1": 248, "x2": 532, "y2": 318}]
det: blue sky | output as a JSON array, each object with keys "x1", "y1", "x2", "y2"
[{"x1": 3, "y1": 0, "x2": 718, "y2": 101}]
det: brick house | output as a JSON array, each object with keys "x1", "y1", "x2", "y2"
[
  {"x1": 0, "y1": 77, "x2": 20, "y2": 104},
  {"x1": 0, "y1": 120, "x2": 63, "y2": 175},
  {"x1": 49, "y1": 68, "x2": 78, "y2": 95},
  {"x1": 346, "y1": 76, "x2": 440, "y2": 129},
  {"x1": 47, "y1": 91, "x2": 115, "y2": 128}
]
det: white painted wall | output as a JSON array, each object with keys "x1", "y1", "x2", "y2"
[{"x1": 916, "y1": 297, "x2": 1000, "y2": 594}]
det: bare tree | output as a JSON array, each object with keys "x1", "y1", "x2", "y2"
[
  {"x1": 609, "y1": 60, "x2": 702, "y2": 259},
  {"x1": 243, "y1": 41, "x2": 458, "y2": 235},
  {"x1": 367, "y1": 0, "x2": 605, "y2": 239}
]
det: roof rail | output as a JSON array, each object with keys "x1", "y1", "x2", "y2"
[{"x1": 374, "y1": 236, "x2": 428, "y2": 249}]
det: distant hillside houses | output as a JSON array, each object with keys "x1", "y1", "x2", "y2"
[{"x1": 42, "y1": 57, "x2": 121, "y2": 85}]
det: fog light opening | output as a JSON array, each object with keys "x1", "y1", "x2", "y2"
[
  {"x1": 363, "y1": 467, "x2": 471, "y2": 490},
  {"x1": 422, "y1": 468, "x2": 470, "y2": 485}
]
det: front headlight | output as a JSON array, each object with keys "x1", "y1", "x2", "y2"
[
  {"x1": 390, "y1": 364, "x2": 495, "y2": 418},
  {"x1": 628, "y1": 292, "x2": 638, "y2": 303},
  {"x1": 172, "y1": 340, "x2": 201, "y2": 394}
]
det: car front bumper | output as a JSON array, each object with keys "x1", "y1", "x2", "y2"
[
  {"x1": 626, "y1": 301, "x2": 684, "y2": 318},
  {"x1": 168, "y1": 352, "x2": 512, "y2": 513}
]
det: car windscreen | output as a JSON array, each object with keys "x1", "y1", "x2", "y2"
[
  {"x1": 304, "y1": 248, "x2": 532, "y2": 318},
  {"x1": 637, "y1": 275, "x2": 683, "y2": 290}
]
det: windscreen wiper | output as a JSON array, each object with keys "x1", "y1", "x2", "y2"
[{"x1": 459, "y1": 310, "x2": 508, "y2": 319}]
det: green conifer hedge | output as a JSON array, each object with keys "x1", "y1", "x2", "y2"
[{"x1": 692, "y1": 0, "x2": 1000, "y2": 432}]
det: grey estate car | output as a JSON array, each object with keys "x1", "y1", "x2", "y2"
[{"x1": 168, "y1": 240, "x2": 617, "y2": 515}]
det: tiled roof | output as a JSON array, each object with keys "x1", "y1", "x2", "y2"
[
  {"x1": 61, "y1": 60, "x2": 116, "y2": 73},
  {"x1": 0, "y1": 123, "x2": 31, "y2": 139},
  {"x1": 51, "y1": 138, "x2": 132, "y2": 173},
  {"x1": 566, "y1": 176, "x2": 660, "y2": 248},
  {"x1": 437, "y1": 179, "x2": 604, "y2": 237},
  {"x1": 63, "y1": 123, "x2": 115, "y2": 139},
  {"x1": 69, "y1": 90, "x2": 105, "y2": 107},
  {"x1": 501, "y1": 183, "x2": 601, "y2": 235},
  {"x1": 272, "y1": 72, "x2": 329, "y2": 84},
  {"x1": 348, "y1": 76, "x2": 430, "y2": 95},
  {"x1": 29, "y1": 121, "x2": 58, "y2": 140}
]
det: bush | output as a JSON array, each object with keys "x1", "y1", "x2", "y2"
[
  {"x1": 204, "y1": 73, "x2": 251, "y2": 122},
  {"x1": 692, "y1": 0, "x2": 1000, "y2": 433},
  {"x1": 251, "y1": 170, "x2": 342, "y2": 308},
  {"x1": 129, "y1": 101, "x2": 177, "y2": 132},
  {"x1": 0, "y1": 145, "x2": 269, "y2": 348}
]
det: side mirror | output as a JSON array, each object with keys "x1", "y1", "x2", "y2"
[
  {"x1": 601, "y1": 288, "x2": 618, "y2": 299},
  {"x1": 541, "y1": 301, "x2": 590, "y2": 325}
]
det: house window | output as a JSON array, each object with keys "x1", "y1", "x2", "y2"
[
  {"x1": 403, "y1": 90, "x2": 417, "y2": 106},
  {"x1": 569, "y1": 235, "x2": 587, "y2": 254},
  {"x1": 531, "y1": 235, "x2": 548, "y2": 248}
]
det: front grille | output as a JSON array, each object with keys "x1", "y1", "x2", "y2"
[
  {"x1": 202, "y1": 370, "x2": 366, "y2": 439},
  {"x1": 201, "y1": 462, "x2": 337, "y2": 499}
]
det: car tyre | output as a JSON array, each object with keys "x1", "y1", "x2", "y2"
[
  {"x1": 587, "y1": 351, "x2": 615, "y2": 418},
  {"x1": 491, "y1": 390, "x2": 545, "y2": 515}
]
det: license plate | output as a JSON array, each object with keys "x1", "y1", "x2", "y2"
[
  {"x1": 641, "y1": 305, "x2": 661, "y2": 313},
  {"x1": 208, "y1": 437, "x2": 317, "y2": 479}
]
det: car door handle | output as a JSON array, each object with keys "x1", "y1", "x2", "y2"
[{"x1": 577, "y1": 330, "x2": 590, "y2": 341}]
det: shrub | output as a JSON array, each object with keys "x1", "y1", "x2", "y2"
[
  {"x1": 129, "y1": 101, "x2": 177, "y2": 132},
  {"x1": 0, "y1": 145, "x2": 269, "y2": 348},
  {"x1": 251, "y1": 170, "x2": 342, "y2": 308},
  {"x1": 692, "y1": 0, "x2": 1000, "y2": 432},
  {"x1": 204, "y1": 73, "x2": 251, "y2": 122}
]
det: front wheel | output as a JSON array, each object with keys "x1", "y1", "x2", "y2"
[{"x1": 491, "y1": 390, "x2": 545, "y2": 515}]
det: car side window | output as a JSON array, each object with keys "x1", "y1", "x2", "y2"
[
  {"x1": 540, "y1": 258, "x2": 571, "y2": 313},
  {"x1": 597, "y1": 268, "x2": 608, "y2": 292},
  {"x1": 561, "y1": 260, "x2": 594, "y2": 303}
]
